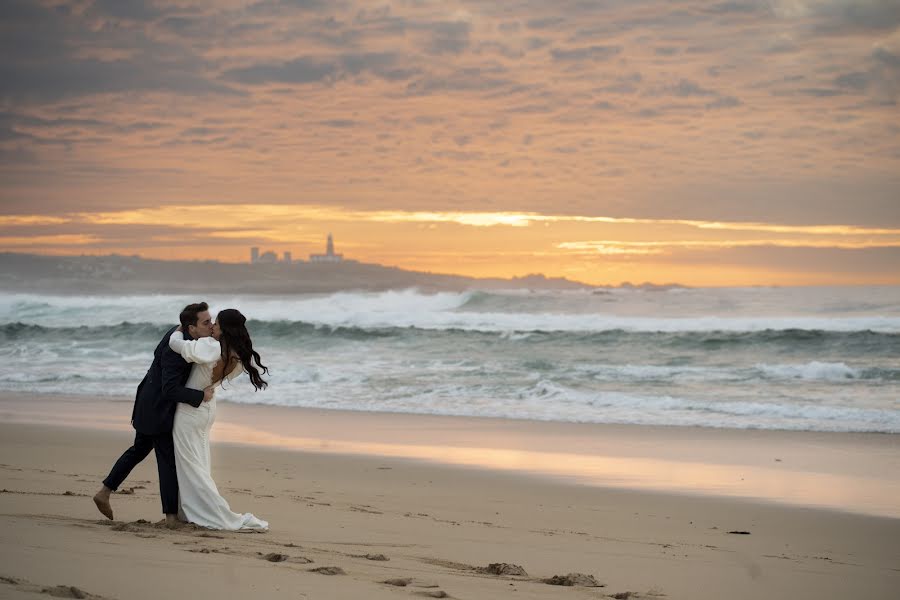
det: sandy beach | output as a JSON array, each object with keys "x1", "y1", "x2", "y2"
[{"x1": 1, "y1": 395, "x2": 898, "y2": 600}]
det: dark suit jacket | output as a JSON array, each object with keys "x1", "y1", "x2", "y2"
[{"x1": 131, "y1": 326, "x2": 204, "y2": 435}]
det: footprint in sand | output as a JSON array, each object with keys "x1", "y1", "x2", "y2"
[
  {"x1": 263, "y1": 553, "x2": 287, "y2": 562},
  {"x1": 381, "y1": 578, "x2": 446, "y2": 594},
  {"x1": 349, "y1": 505, "x2": 383, "y2": 514},
  {"x1": 261, "y1": 552, "x2": 313, "y2": 564},
  {"x1": 0, "y1": 489, "x2": 88, "y2": 497}
]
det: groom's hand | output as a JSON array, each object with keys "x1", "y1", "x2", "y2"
[{"x1": 203, "y1": 386, "x2": 214, "y2": 403}]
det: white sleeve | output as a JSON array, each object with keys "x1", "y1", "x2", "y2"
[
  {"x1": 168, "y1": 329, "x2": 187, "y2": 354},
  {"x1": 169, "y1": 330, "x2": 221, "y2": 364}
]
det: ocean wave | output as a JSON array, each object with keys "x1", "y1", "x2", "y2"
[
  {"x1": 576, "y1": 362, "x2": 898, "y2": 383},
  {"x1": 3, "y1": 321, "x2": 898, "y2": 360},
  {"x1": 756, "y1": 361, "x2": 859, "y2": 381},
  {"x1": 2, "y1": 290, "x2": 900, "y2": 333},
  {"x1": 0, "y1": 371, "x2": 139, "y2": 384}
]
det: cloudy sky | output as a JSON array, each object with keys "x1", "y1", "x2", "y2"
[{"x1": 1, "y1": 0, "x2": 899, "y2": 285}]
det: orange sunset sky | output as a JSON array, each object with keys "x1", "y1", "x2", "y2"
[{"x1": 1, "y1": 0, "x2": 899, "y2": 286}]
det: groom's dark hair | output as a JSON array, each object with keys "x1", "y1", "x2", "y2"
[{"x1": 179, "y1": 302, "x2": 209, "y2": 330}]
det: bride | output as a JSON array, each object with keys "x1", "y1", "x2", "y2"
[{"x1": 168, "y1": 308, "x2": 269, "y2": 531}]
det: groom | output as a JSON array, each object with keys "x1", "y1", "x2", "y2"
[{"x1": 93, "y1": 302, "x2": 214, "y2": 527}]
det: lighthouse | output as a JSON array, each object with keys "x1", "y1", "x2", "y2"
[{"x1": 309, "y1": 233, "x2": 344, "y2": 263}]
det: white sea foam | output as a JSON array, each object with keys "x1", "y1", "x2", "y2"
[
  {"x1": 756, "y1": 361, "x2": 861, "y2": 381},
  {"x1": 565, "y1": 362, "x2": 887, "y2": 383},
  {"x1": 574, "y1": 364, "x2": 742, "y2": 382}
]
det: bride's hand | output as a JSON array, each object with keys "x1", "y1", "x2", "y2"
[{"x1": 203, "y1": 386, "x2": 215, "y2": 403}]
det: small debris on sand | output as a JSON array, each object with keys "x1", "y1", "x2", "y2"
[
  {"x1": 365, "y1": 553, "x2": 389, "y2": 561},
  {"x1": 381, "y1": 578, "x2": 413, "y2": 587},
  {"x1": 263, "y1": 553, "x2": 287, "y2": 562},
  {"x1": 542, "y1": 573, "x2": 603, "y2": 587},
  {"x1": 481, "y1": 563, "x2": 528, "y2": 576},
  {"x1": 727, "y1": 531, "x2": 751, "y2": 535},
  {"x1": 42, "y1": 586, "x2": 87, "y2": 599},
  {"x1": 309, "y1": 566, "x2": 346, "y2": 575}
]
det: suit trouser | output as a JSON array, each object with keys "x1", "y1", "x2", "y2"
[{"x1": 103, "y1": 430, "x2": 179, "y2": 515}]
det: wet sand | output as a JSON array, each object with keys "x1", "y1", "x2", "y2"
[{"x1": 0, "y1": 394, "x2": 898, "y2": 599}]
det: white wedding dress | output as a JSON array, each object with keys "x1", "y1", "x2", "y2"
[{"x1": 169, "y1": 331, "x2": 268, "y2": 531}]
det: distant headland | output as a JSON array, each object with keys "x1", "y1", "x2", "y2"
[
  {"x1": 0, "y1": 240, "x2": 687, "y2": 295},
  {"x1": 0, "y1": 252, "x2": 588, "y2": 295}
]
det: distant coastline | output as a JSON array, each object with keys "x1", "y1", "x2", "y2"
[{"x1": 0, "y1": 252, "x2": 688, "y2": 294}]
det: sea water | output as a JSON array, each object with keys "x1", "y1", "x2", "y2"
[{"x1": 1, "y1": 286, "x2": 898, "y2": 433}]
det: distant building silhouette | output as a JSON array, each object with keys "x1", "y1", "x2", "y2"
[
  {"x1": 250, "y1": 246, "x2": 293, "y2": 265},
  {"x1": 256, "y1": 250, "x2": 278, "y2": 264},
  {"x1": 309, "y1": 233, "x2": 344, "y2": 263},
  {"x1": 249, "y1": 234, "x2": 347, "y2": 265}
]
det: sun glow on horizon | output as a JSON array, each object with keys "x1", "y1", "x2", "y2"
[{"x1": 2, "y1": 204, "x2": 899, "y2": 286}]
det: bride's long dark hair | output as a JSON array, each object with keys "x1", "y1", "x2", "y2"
[{"x1": 217, "y1": 308, "x2": 268, "y2": 391}]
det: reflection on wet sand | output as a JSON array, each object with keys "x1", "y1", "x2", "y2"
[
  {"x1": 3, "y1": 393, "x2": 898, "y2": 519},
  {"x1": 211, "y1": 420, "x2": 900, "y2": 518}
]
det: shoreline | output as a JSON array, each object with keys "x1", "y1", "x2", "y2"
[{"x1": 3, "y1": 391, "x2": 898, "y2": 519}]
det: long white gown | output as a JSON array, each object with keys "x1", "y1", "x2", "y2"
[{"x1": 169, "y1": 331, "x2": 268, "y2": 531}]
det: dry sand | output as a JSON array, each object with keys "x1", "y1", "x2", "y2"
[{"x1": 1, "y1": 397, "x2": 898, "y2": 600}]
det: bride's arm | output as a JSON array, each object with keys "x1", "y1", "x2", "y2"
[{"x1": 169, "y1": 330, "x2": 221, "y2": 364}]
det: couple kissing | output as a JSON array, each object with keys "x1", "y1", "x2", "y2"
[{"x1": 94, "y1": 302, "x2": 270, "y2": 531}]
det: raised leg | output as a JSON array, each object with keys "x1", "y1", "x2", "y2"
[{"x1": 96, "y1": 431, "x2": 154, "y2": 519}]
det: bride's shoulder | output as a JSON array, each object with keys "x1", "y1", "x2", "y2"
[{"x1": 226, "y1": 353, "x2": 244, "y2": 379}]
